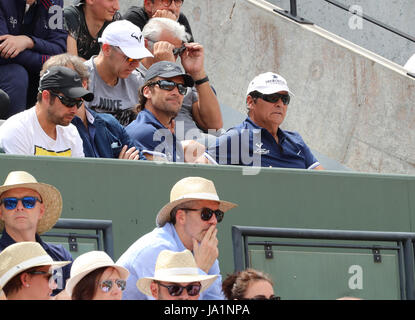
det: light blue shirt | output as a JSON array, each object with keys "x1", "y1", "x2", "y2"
[{"x1": 116, "y1": 222, "x2": 225, "y2": 300}]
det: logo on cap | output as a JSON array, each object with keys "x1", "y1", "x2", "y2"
[
  {"x1": 131, "y1": 32, "x2": 142, "y2": 43},
  {"x1": 164, "y1": 64, "x2": 175, "y2": 71}
]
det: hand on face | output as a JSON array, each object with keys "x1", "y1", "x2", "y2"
[
  {"x1": 152, "y1": 41, "x2": 177, "y2": 63},
  {"x1": 180, "y1": 43, "x2": 205, "y2": 79},
  {"x1": 192, "y1": 224, "x2": 218, "y2": 274}
]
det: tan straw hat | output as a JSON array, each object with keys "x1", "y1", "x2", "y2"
[
  {"x1": 0, "y1": 171, "x2": 63, "y2": 234},
  {"x1": 136, "y1": 249, "x2": 218, "y2": 297},
  {"x1": 0, "y1": 242, "x2": 71, "y2": 291},
  {"x1": 156, "y1": 177, "x2": 237, "y2": 227},
  {"x1": 65, "y1": 251, "x2": 130, "y2": 296}
]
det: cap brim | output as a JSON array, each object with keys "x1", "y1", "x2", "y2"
[
  {"x1": 156, "y1": 72, "x2": 194, "y2": 88},
  {"x1": 120, "y1": 46, "x2": 154, "y2": 60},
  {"x1": 61, "y1": 87, "x2": 94, "y2": 102}
]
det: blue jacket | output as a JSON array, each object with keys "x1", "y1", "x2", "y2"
[
  {"x1": 0, "y1": 0, "x2": 67, "y2": 74},
  {"x1": 72, "y1": 108, "x2": 142, "y2": 159}
]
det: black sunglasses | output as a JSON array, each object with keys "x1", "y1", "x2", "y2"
[
  {"x1": 99, "y1": 279, "x2": 127, "y2": 292},
  {"x1": 183, "y1": 207, "x2": 224, "y2": 223},
  {"x1": 173, "y1": 44, "x2": 186, "y2": 56},
  {"x1": 0, "y1": 196, "x2": 42, "y2": 210},
  {"x1": 49, "y1": 91, "x2": 83, "y2": 109},
  {"x1": 253, "y1": 92, "x2": 290, "y2": 105},
  {"x1": 157, "y1": 282, "x2": 201, "y2": 296},
  {"x1": 27, "y1": 270, "x2": 54, "y2": 282},
  {"x1": 249, "y1": 295, "x2": 281, "y2": 300},
  {"x1": 161, "y1": 0, "x2": 184, "y2": 7},
  {"x1": 148, "y1": 80, "x2": 188, "y2": 95}
]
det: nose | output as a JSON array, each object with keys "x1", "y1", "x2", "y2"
[
  {"x1": 15, "y1": 199, "x2": 25, "y2": 210},
  {"x1": 113, "y1": 0, "x2": 120, "y2": 10}
]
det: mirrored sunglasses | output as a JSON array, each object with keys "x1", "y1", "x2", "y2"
[
  {"x1": 50, "y1": 91, "x2": 83, "y2": 109},
  {"x1": 148, "y1": 80, "x2": 188, "y2": 95},
  {"x1": 183, "y1": 207, "x2": 224, "y2": 223},
  {"x1": 0, "y1": 196, "x2": 42, "y2": 210},
  {"x1": 99, "y1": 279, "x2": 127, "y2": 293},
  {"x1": 158, "y1": 282, "x2": 201, "y2": 296}
]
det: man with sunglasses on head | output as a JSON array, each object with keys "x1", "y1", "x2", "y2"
[
  {"x1": 206, "y1": 72, "x2": 324, "y2": 169},
  {"x1": 0, "y1": 171, "x2": 74, "y2": 297},
  {"x1": 117, "y1": 176, "x2": 237, "y2": 300},
  {"x1": 83, "y1": 19, "x2": 153, "y2": 127},
  {"x1": 0, "y1": 65, "x2": 93, "y2": 157}
]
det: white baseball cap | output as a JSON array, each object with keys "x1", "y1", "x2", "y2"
[
  {"x1": 98, "y1": 20, "x2": 153, "y2": 60},
  {"x1": 246, "y1": 72, "x2": 294, "y2": 96}
]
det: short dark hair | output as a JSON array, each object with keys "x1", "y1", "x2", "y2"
[{"x1": 3, "y1": 266, "x2": 40, "y2": 297}]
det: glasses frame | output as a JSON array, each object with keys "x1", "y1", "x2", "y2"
[
  {"x1": 161, "y1": 0, "x2": 184, "y2": 7},
  {"x1": 248, "y1": 295, "x2": 281, "y2": 300},
  {"x1": 157, "y1": 282, "x2": 201, "y2": 297},
  {"x1": 27, "y1": 270, "x2": 54, "y2": 282},
  {"x1": 173, "y1": 44, "x2": 186, "y2": 56},
  {"x1": 182, "y1": 207, "x2": 225, "y2": 223},
  {"x1": 252, "y1": 92, "x2": 290, "y2": 105},
  {"x1": 147, "y1": 79, "x2": 188, "y2": 95},
  {"x1": 99, "y1": 279, "x2": 127, "y2": 293},
  {"x1": 49, "y1": 91, "x2": 83, "y2": 109},
  {"x1": 0, "y1": 196, "x2": 42, "y2": 210},
  {"x1": 113, "y1": 46, "x2": 140, "y2": 64}
]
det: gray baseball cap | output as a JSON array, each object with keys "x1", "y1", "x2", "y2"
[{"x1": 144, "y1": 61, "x2": 194, "y2": 87}]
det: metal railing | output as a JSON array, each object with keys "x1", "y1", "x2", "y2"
[{"x1": 232, "y1": 225, "x2": 415, "y2": 300}]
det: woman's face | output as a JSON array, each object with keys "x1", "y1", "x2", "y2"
[
  {"x1": 243, "y1": 280, "x2": 275, "y2": 300},
  {"x1": 23, "y1": 265, "x2": 56, "y2": 300},
  {"x1": 93, "y1": 267, "x2": 125, "y2": 300}
]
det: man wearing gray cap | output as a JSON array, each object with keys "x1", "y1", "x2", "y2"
[{"x1": 0, "y1": 66, "x2": 93, "y2": 157}]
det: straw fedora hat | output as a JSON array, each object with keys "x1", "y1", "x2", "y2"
[
  {"x1": 156, "y1": 177, "x2": 237, "y2": 227},
  {"x1": 136, "y1": 249, "x2": 218, "y2": 297},
  {"x1": 0, "y1": 242, "x2": 71, "y2": 291},
  {"x1": 65, "y1": 251, "x2": 130, "y2": 296},
  {"x1": 0, "y1": 171, "x2": 62, "y2": 234}
]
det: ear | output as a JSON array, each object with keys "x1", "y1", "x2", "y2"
[
  {"x1": 142, "y1": 85, "x2": 152, "y2": 99},
  {"x1": 42, "y1": 90, "x2": 51, "y2": 103},
  {"x1": 20, "y1": 273, "x2": 30, "y2": 288},
  {"x1": 102, "y1": 43, "x2": 112, "y2": 56},
  {"x1": 246, "y1": 95, "x2": 255, "y2": 109},
  {"x1": 175, "y1": 209, "x2": 186, "y2": 225},
  {"x1": 150, "y1": 281, "x2": 159, "y2": 299}
]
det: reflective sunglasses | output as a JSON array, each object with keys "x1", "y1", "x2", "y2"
[
  {"x1": 158, "y1": 282, "x2": 201, "y2": 296},
  {"x1": 161, "y1": 0, "x2": 184, "y2": 7},
  {"x1": 113, "y1": 47, "x2": 140, "y2": 63},
  {"x1": 0, "y1": 196, "x2": 42, "y2": 210},
  {"x1": 249, "y1": 295, "x2": 281, "y2": 300},
  {"x1": 99, "y1": 279, "x2": 127, "y2": 292},
  {"x1": 148, "y1": 80, "x2": 188, "y2": 95},
  {"x1": 49, "y1": 91, "x2": 83, "y2": 109},
  {"x1": 183, "y1": 207, "x2": 224, "y2": 223},
  {"x1": 173, "y1": 44, "x2": 186, "y2": 56},
  {"x1": 254, "y1": 92, "x2": 290, "y2": 105}
]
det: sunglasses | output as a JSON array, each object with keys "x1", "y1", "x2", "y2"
[
  {"x1": 254, "y1": 92, "x2": 290, "y2": 105},
  {"x1": 49, "y1": 91, "x2": 83, "y2": 109},
  {"x1": 157, "y1": 282, "x2": 201, "y2": 296},
  {"x1": 173, "y1": 44, "x2": 186, "y2": 56},
  {"x1": 113, "y1": 47, "x2": 140, "y2": 63},
  {"x1": 27, "y1": 270, "x2": 54, "y2": 282},
  {"x1": 148, "y1": 80, "x2": 188, "y2": 95},
  {"x1": 161, "y1": 0, "x2": 184, "y2": 7},
  {"x1": 249, "y1": 295, "x2": 281, "y2": 300},
  {"x1": 183, "y1": 207, "x2": 224, "y2": 223},
  {"x1": 0, "y1": 196, "x2": 42, "y2": 210},
  {"x1": 99, "y1": 279, "x2": 127, "y2": 293}
]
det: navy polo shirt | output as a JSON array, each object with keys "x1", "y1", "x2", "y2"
[
  {"x1": 125, "y1": 109, "x2": 184, "y2": 162},
  {"x1": 0, "y1": 230, "x2": 73, "y2": 295},
  {"x1": 207, "y1": 117, "x2": 320, "y2": 169}
]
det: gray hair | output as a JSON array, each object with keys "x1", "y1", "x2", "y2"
[
  {"x1": 40, "y1": 53, "x2": 90, "y2": 81},
  {"x1": 142, "y1": 17, "x2": 191, "y2": 50}
]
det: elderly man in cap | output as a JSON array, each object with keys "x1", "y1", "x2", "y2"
[
  {"x1": 0, "y1": 65, "x2": 93, "y2": 157},
  {"x1": 137, "y1": 249, "x2": 217, "y2": 300},
  {"x1": 206, "y1": 72, "x2": 324, "y2": 169},
  {"x1": 117, "y1": 176, "x2": 237, "y2": 300},
  {"x1": 0, "y1": 171, "x2": 73, "y2": 296},
  {"x1": 0, "y1": 242, "x2": 71, "y2": 300},
  {"x1": 84, "y1": 19, "x2": 153, "y2": 126}
]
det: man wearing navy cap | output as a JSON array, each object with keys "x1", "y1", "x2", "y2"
[
  {"x1": 0, "y1": 66, "x2": 93, "y2": 157},
  {"x1": 206, "y1": 72, "x2": 324, "y2": 170}
]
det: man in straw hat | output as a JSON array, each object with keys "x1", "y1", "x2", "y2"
[
  {"x1": 0, "y1": 242, "x2": 71, "y2": 300},
  {"x1": 137, "y1": 249, "x2": 217, "y2": 300},
  {"x1": 0, "y1": 170, "x2": 73, "y2": 295},
  {"x1": 117, "y1": 176, "x2": 237, "y2": 300}
]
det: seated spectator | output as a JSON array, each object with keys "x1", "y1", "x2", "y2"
[
  {"x1": 126, "y1": 61, "x2": 209, "y2": 163},
  {"x1": 0, "y1": 171, "x2": 74, "y2": 296},
  {"x1": 64, "y1": 0, "x2": 121, "y2": 61},
  {"x1": 404, "y1": 53, "x2": 415, "y2": 74},
  {"x1": 124, "y1": 0, "x2": 194, "y2": 42},
  {"x1": 222, "y1": 268, "x2": 279, "y2": 300},
  {"x1": 41, "y1": 53, "x2": 142, "y2": 160},
  {"x1": 141, "y1": 17, "x2": 223, "y2": 145},
  {"x1": 206, "y1": 72, "x2": 324, "y2": 169},
  {"x1": 84, "y1": 19, "x2": 153, "y2": 126},
  {"x1": 0, "y1": 0, "x2": 67, "y2": 118},
  {"x1": 0, "y1": 66, "x2": 93, "y2": 157},
  {"x1": 66, "y1": 251, "x2": 129, "y2": 300},
  {"x1": 0, "y1": 89, "x2": 10, "y2": 120},
  {"x1": 137, "y1": 249, "x2": 217, "y2": 300},
  {"x1": 0, "y1": 242, "x2": 71, "y2": 300}
]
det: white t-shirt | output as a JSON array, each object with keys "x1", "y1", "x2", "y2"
[{"x1": 0, "y1": 107, "x2": 85, "y2": 157}]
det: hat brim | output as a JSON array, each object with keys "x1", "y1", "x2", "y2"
[
  {"x1": 156, "y1": 197, "x2": 237, "y2": 227},
  {"x1": 61, "y1": 87, "x2": 94, "y2": 102},
  {"x1": 136, "y1": 274, "x2": 218, "y2": 297},
  {"x1": 153, "y1": 71, "x2": 194, "y2": 88},
  {"x1": 0, "y1": 183, "x2": 62, "y2": 234},
  {"x1": 65, "y1": 263, "x2": 129, "y2": 296},
  {"x1": 120, "y1": 46, "x2": 154, "y2": 60}
]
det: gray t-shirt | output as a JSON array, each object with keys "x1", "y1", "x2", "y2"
[{"x1": 84, "y1": 56, "x2": 144, "y2": 126}]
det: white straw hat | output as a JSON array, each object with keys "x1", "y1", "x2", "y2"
[
  {"x1": 156, "y1": 177, "x2": 237, "y2": 227},
  {"x1": 0, "y1": 242, "x2": 71, "y2": 291},
  {"x1": 65, "y1": 251, "x2": 129, "y2": 296},
  {"x1": 0, "y1": 171, "x2": 63, "y2": 234},
  {"x1": 136, "y1": 249, "x2": 218, "y2": 297}
]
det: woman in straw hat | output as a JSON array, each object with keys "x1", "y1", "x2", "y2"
[
  {"x1": 0, "y1": 242, "x2": 71, "y2": 300},
  {"x1": 66, "y1": 251, "x2": 129, "y2": 300}
]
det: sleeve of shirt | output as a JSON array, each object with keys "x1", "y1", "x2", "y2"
[
  {"x1": 296, "y1": 133, "x2": 320, "y2": 169},
  {"x1": 207, "y1": 130, "x2": 237, "y2": 165},
  {"x1": 199, "y1": 259, "x2": 225, "y2": 300},
  {"x1": 70, "y1": 125, "x2": 85, "y2": 158},
  {"x1": 0, "y1": 118, "x2": 33, "y2": 155},
  {"x1": 63, "y1": 6, "x2": 81, "y2": 39}
]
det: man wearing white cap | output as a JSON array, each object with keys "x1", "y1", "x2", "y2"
[
  {"x1": 84, "y1": 20, "x2": 153, "y2": 126},
  {"x1": 0, "y1": 171, "x2": 73, "y2": 295},
  {"x1": 206, "y1": 72, "x2": 324, "y2": 170},
  {"x1": 117, "y1": 176, "x2": 237, "y2": 300}
]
